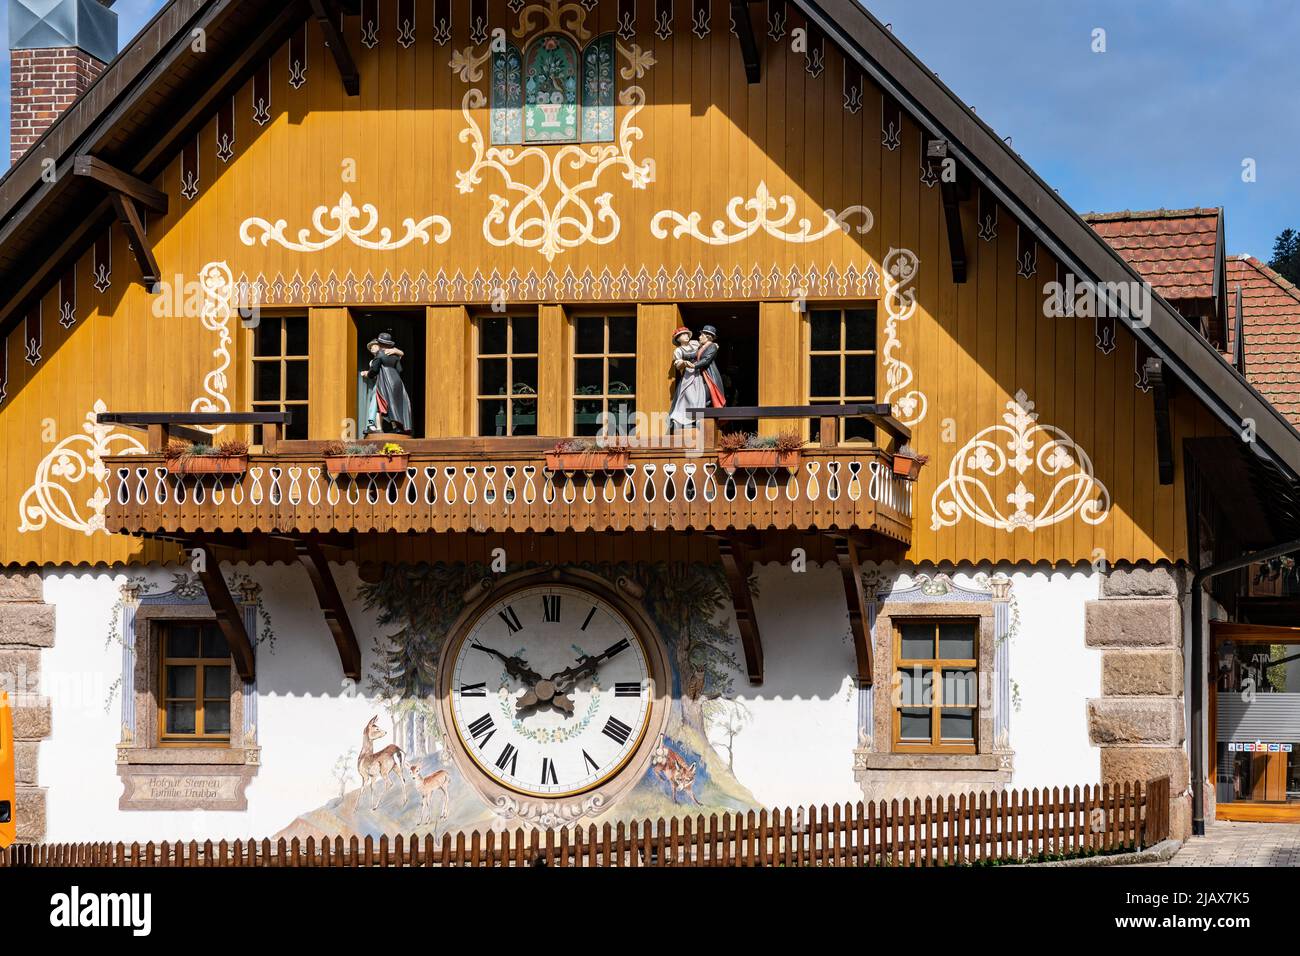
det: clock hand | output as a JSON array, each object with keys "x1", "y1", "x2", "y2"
[
  {"x1": 549, "y1": 638, "x2": 632, "y2": 693},
  {"x1": 470, "y1": 641, "x2": 544, "y2": 684}
]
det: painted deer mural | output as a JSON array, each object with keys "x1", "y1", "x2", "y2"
[
  {"x1": 651, "y1": 739, "x2": 701, "y2": 805},
  {"x1": 409, "y1": 764, "x2": 451, "y2": 828},
  {"x1": 357, "y1": 716, "x2": 406, "y2": 810}
]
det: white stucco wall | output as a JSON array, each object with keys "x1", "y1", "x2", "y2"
[{"x1": 36, "y1": 558, "x2": 1105, "y2": 842}]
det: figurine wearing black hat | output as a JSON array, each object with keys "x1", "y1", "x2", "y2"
[
  {"x1": 691, "y1": 325, "x2": 727, "y2": 409},
  {"x1": 362, "y1": 331, "x2": 413, "y2": 435}
]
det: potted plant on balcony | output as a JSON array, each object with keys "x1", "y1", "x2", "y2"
[
  {"x1": 163, "y1": 438, "x2": 249, "y2": 475},
  {"x1": 716, "y1": 431, "x2": 806, "y2": 472},
  {"x1": 545, "y1": 439, "x2": 631, "y2": 473},
  {"x1": 323, "y1": 440, "x2": 409, "y2": 475},
  {"x1": 892, "y1": 444, "x2": 929, "y2": 481}
]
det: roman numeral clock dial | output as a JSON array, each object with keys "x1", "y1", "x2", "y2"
[{"x1": 446, "y1": 583, "x2": 658, "y2": 799}]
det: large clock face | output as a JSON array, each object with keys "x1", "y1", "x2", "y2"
[{"x1": 448, "y1": 583, "x2": 654, "y2": 798}]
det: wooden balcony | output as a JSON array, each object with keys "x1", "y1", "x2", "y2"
[{"x1": 98, "y1": 408, "x2": 915, "y2": 544}]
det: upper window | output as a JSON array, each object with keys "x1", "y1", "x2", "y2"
[
  {"x1": 477, "y1": 314, "x2": 539, "y2": 436},
  {"x1": 893, "y1": 619, "x2": 979, "y2": 754},
  {"x1": 491, "y1": 33, "x2": 615, "y2": 145},
  {"x1": 159, "y1": 622, "x2": 232, "y2": 746},
  {"x1": 808, "y1": 305, "x2": 877, "y2": 443},
  {"x1": 252, "y1": 315, "x2": 309, "y2": 441},
  {"x1": 573, "y1": 314, "x2": 636, "y2": 436}
]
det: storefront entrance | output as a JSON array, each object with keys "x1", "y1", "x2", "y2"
[{"x1": 1212, "y1": 622, "x2": 1300, "y2": 821}]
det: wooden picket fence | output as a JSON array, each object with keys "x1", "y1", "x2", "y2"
[{"x1": 1, "y1": 777, "x2": 1169, "y2": 868}]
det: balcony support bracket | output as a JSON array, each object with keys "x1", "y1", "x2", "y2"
[
  {"x1": 832, "y1": 533, "x2": 874, "y2": 686},
  {"x1": 193, "y1": 538, "x2": 257, "y2": 682},
  {"x1": 713, "y1": 534, "x2": 764, "y2": 685},
  {"x1": 295, "y1": 537, "x2": 363, "y2": 681}
]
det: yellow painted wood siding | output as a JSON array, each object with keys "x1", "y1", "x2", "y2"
[{"x1": 0, "y1": 0, "x2": 1225, "y2": 567}]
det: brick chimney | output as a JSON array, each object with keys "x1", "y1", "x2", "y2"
[{"x1": 8, "y1": 0, "x2": 118, "y2": 163}]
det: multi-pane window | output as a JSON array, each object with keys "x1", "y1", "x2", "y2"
[
  {"x1": 573, "y1": 314, "x2": 637, "y2": 436},
  {"x1": 808, "y1": 305, "x2": 877, "y2": 443},
  {"x1": 894, "y1": 619, "x2": 978, "y2": 753},
  {"x1": 251, "y1": 315, "x2": 309, "y2": 441},
  {"x1": 159, "y1": 622, "x2": 232, "y2": 744},
  {"x1": 477, "y1": 315, "x2": 539, "y2": 436}
]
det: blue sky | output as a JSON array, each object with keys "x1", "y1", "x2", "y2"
[{"x1": 2, "y1": 0, "x2": 1296, "y2": 257}]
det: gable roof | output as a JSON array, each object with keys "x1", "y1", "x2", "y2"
[
  {"x1": 1226, "y1": 255, "x2": 1300, "y2": 427},
  {"x1": 3, "y1": 0, "x2": 1300, "y2": 496}
]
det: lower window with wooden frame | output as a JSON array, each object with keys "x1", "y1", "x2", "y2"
[
  {"x1": 159, "y1": 622, "x2": 233, "y2": 746},
  {"x1": 893, "y1": 618, "x2": 979, "y2": 754}
]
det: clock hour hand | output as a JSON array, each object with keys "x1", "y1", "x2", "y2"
[
  {"x1": 549, "y1": 638, "x2": 631, "y2": 693},
  {"x1": 470, "y1": 641, "x2": 543, "y2": 684}
]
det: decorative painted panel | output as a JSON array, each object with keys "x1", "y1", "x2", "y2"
[
  {"x1": 523, "y1": 34, "x2": 579, "y2": 142},
  {"x1": 490, "y1": 44, "x2": 524, "y2": 144},
  {"x1": 579, "y1": 33, "x2": 615, "y2": 142}
]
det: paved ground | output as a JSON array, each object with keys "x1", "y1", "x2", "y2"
[{"x1": 1155, "y1": 821, "x2": 1300, "y2": 866}]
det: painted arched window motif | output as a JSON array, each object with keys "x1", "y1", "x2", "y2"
[
  {"x1": 580, "y1": 34, "x2": 616, "y2": 142},
  {"x1": 490, "y1": 43, "x2": 524, "y2": 145},
  {"x1": 490, "y1": 34, "x2": 615, "y2": 145}
]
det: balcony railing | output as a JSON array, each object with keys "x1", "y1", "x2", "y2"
[{"x1": 97, "y1": 408, "x2": 915, "y2": 543}]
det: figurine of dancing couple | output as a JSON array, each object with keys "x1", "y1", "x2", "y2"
[{"x1": 668, "y1": 325, "x2": 726, "y2": 432}]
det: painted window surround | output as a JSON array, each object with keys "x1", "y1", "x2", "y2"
[
  {"x1": 116, "y1": 580, "x2": 260, "y2": 811},
  {"x1": 855, "y1": 573, "x2": 1014, "y2": 779}
]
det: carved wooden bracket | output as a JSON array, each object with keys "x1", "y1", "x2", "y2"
[
  {"x1": 731, "y1": 0, "x2": 761, "y2": 84},
  {"x1": 73, "y1": 156, "x2": 167, "y2": 289},
  {"x1": 832, "y1": 534, "x2": 873, "y2": 685},
  {"x1": 193, "y1": 539, "x2": 257, "y2": 681},
  {"x1": 928, "y1": 139, "x2": 968, "y2": 284},
  {"x1": 310, "y1": 0, "x2": 361, "y2": 96},
  {"x1": 1146, "y1": 357, "x2": 1175, "y2": 486},
  {"x1": 294, "y1": 537, "x2": 363, "y2": 680},
  {"x1": 714, "y1": 534, "x2": 763, "y2": 685}
]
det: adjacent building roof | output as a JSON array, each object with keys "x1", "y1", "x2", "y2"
[
  {"x1": 1226, "y1": 255, "x2": 1300, "y2": 428},
  {"x1": 1083, "y1": 208, "x2": 1222, "y2": 301}
]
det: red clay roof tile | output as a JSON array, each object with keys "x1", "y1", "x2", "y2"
[{"x1": 1083, "y1": 208, "x2": 1221, "y2": 302}]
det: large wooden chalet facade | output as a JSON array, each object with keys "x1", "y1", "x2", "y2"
[{"x1": 2, "y1": 0, "x2": 1299, "y2": 847}]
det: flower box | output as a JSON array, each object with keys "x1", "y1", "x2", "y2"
[
  {"x1": 892, "y1": 453, "x2": 926, "y2": 481},
  {"x1": 165, "y1": 456, "x2": 248, "y2": 476},
  {"x1": 545, "y1": 450, "x2": 631, "y2": 473},
  {"x1": 717, "y1": 449, "x2": 802, "y2": 472},
  {"x1": 325, "y1": 454, "x2": 410, "y2": 476}
]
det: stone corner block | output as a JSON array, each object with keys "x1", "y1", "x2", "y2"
[
  {"x1": 1168, "y1": 794, "x2": 1192, "y2": 843},
  {"x1": 14, "y1": 787, "x2": 46, "y2": 843},
  {"x1": 0, "y1": 602, "x2": 55, "y2": 647},
  {"x1": 1101, "y1": 648, "x2": 1184, "y2": 697},
  {"x1": 13, "y1": 699, "x2": 52, "y2": 740},
  {"x1": 1102, "y1": 564, "x2": 1184, "y2": 598},
  {"x1": 1087, "y1": 698, "x2": 1185, "y2": 746},
  {"x1": 1099, "y1": 746, "x2": 1190, "y2": 793},
  {"x1": 0, "y1": 570, "x2": 44, "y2": 602},
  {"x1": 1085, "y1": 598, "x2": 1180, "y2": 648}
]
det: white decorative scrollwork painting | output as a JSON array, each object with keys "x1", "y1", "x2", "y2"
[
  {"x1": 191, "y1": 261, "x2": 235, "y2": 436},
  {"x1": 930, "y1": 389, "x2": 1111, "y2": 533},
  {"x1": 452, "y1": 0, "x2": 656, "y2": 262},
  {"x1": 239, "y1": 192, "x2": 451, "y2": 252},
  {"x1": 880, "y1": 247, "x2": 928, "y2": 427},
  {"x1": 18, "y1": 400, "x2": 146, "y2": 536},
  {"x1": 650, "y1": 180, "x2": 873, "y2": 246}
]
